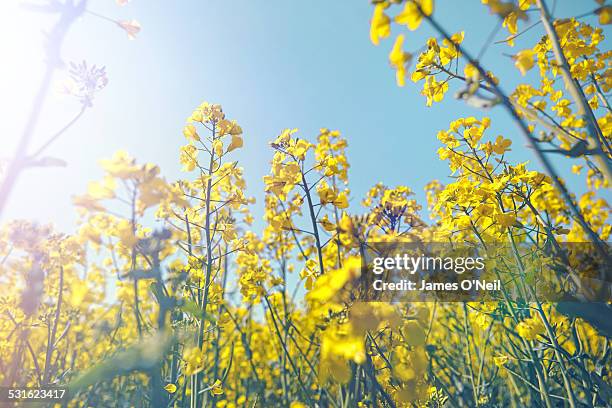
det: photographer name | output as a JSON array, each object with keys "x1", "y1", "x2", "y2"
[{"x1": 373, "y1": 279, "x2": 501, "y2": 292}]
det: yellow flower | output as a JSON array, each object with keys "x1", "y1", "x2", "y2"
[
  {"x1": 492, "y1": 135, "x2": 512, "y2": 154},
  {"x1": 307, "y1": 256, "x2": 361, "y2": 303},
  {"x1": 516, "y1": 316, "x2": 545, "y2": 341},
  {"x1": 183, "y1": 124, "x2": 200, "y2": 141},
  {"x1": 183, "y1": 347, "x2": 205, "y2": 375},
  {"x1": 87, "y1": 176, "x2": 116, "y2": 200},
  {"x1": 395, "y1": 0, "x2": 434, "y2": 31},
  {"x1": 318, "y1": 214, "x2": 336, "y2": 232},
  {"x1": 99, "y1": 150, "x2": 140, "y2": 179},
  {"x1": 213, "y1": 139, "x2": 223, "y2": 157},
  {"x1": 514, "y1": 49, "x2": 534, "y2": 75},
  {"x1": 190, "y1": 108, "x2": 204, "y2": 122},
  {"x1": 493, "y1": 355, "x2": 509, "y2": 367},
  {"x1": 319, "y1": 324, "x2": 366, "y2": 384},
  {"x1": 482, "y1": 0, "x2": 525, "y2": 18},
  {"x1": 117, "y1": 19, "x2": 141, "y2": 40},
  {"x1": 179, "y1": 144, "x2": 198, "y2": 171},
  {"x1": 370, "y1": 3, "x2": 391, "y2": 45},
  {"x1": 389, "y1": 35, "x2": 413, "y2": 87},
  {"x1": 422, "y1": 76, "x2": 448, "y2": 106},
  {"x1": 227, "y1": 134, "x2": 243, "y2": 152},
  {"x1": 395, "y1": 1, "x2": 421, "y2": 31},
  {"x1": 210, "y1": 379, "x2": 224, "y2": 395},
  {"x1": 439, "y1": 31, "x2": 463, "y2": 64},
  {"x1": 552, "y1": 99, "x2": 571, "y2": 118},
  {"x1": 164, "y1": 383, "x2": 177, "y2": 394},
  {"x1": 333, "y1": 191, "x2": 349, "y2": 209},
  {"x1": 464, "y1": 63, "x2": 479, "y2": 80},
  {"x1": 272, "y1": 128, "x2": 297, "y2": 146},
  {"x1": 300, "y1": 259, "x2": 319, "y2": 290},
  {"x1": 597, "y1": 6, "x2": 611, "y2": 25},
  {"x1": 114, "y1": 219, "x2": 138, "y2": 247},
  {"x1": 287, "y1": 139, "x2": 312, "y2": 160},
  {"x1": 494, "y1": 212, "x2": 516, "y2": 228},
  {"x1": 503, "y1": 12, "x2": 518, "y2": 35},
  {"x1": 317, "y1": 180, "x2": 337, "y2": 204},
  {"x1": 419, "y1": 0, "x2": 434, "y2": 16}
]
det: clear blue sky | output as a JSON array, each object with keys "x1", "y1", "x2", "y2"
[{"x1": 0, "y1": 0, "x2": 602, "y2": 232}]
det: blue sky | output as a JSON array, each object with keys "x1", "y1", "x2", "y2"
[{"x1": 0, "y1": 0, "x2": 603, "y2": 232}]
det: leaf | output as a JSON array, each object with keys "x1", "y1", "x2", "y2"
[
  {"x1": 179, "y1": 300, "x2": 214, "y2": 321},
  {"x1": 68, "y1": 332, "x2": 175, "y2": 396}
]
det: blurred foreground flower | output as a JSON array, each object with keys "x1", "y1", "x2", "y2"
[
  {"x1": 117, "y1": 19, "x2": 141, "y2": 40},
  {"x1": 62, "y1": 61, "x2": 108, "y2": 107},
  {"x1": 85, "y1": 9, "x2": 141, "y2": 40}
]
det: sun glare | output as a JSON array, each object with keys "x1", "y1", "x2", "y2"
[{"x1": 0, "y1": 2, "x2": 50, "y2": 150}]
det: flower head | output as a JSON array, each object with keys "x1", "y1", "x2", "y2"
[{"x1": 117, "y1": 19, "x2": 141, "y2": 39}]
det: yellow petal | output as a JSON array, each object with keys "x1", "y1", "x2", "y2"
[
  {"x1": 210, "y1": 379, "x2": 224, "y2": 395},
  {"x1": 420, "y1": 0, "x2": 434, "y2": 16},
  {"x1": 164, "y1": 383, "x2": 177, "y2": 394},
  {"x1": 370, "y1": 4, "x2": 391, "y2": 45},
  {"x1": 514, "y1": 49, "x2": 534, "y2": 76},
  {"x1": 227, "y1": 134, "x2": 243, "y2": 152},
  {"x1": 395, "y1": 1, "x2": 422, "y2": 31}
]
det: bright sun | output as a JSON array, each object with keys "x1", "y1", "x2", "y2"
[{"x1": 0, "y1": 2, "x2": 51, "y2": 150}]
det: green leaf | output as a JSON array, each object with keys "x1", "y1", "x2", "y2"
[
  {"x1": 68, "y1": 332, "x2": 175, "y2": 396},
  {"x1": 179, "y1": 300, "x2": 214, "y2": 321}
]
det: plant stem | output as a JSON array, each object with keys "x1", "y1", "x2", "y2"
[
  {"x1": 43, "y1": 266, "x2": 64, "y2": 385},
  {"x1": 301, "y1": 174, "x2": 325, "y2": 275}
]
